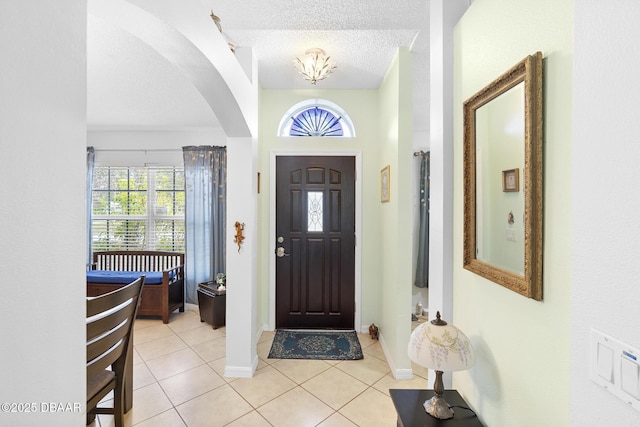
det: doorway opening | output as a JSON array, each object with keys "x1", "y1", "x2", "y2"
[{"x1": 269, "y1": 151, "x2": 362, "y2": 331}]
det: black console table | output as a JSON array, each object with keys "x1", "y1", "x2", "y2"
[
  {"x1": 197, "y1": 282, "x2": 226, "y2": 329},
  {"x1": 389, "y1": 389, "x2": 484, "y2": 427}
]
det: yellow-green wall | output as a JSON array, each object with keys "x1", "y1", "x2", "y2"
[
  {"x1": 377, "y1": 47, "x2": 414, "y2": 372},
  {"x1": 453, "y1": 0, "x2": 573, "y2": 425},
  {"x1": 256, "y1": 48, "x2": 415, "y2": 374},
  {"x1": 476, "y1": 85, "x2": 525, "y2": 273}
]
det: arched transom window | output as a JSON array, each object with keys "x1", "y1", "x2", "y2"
[{"x1": 278, "y1": 99, "x2": 355, "y2": 137}]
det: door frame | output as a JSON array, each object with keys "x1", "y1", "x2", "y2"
[{"x1": 269, "y1": 149, "x2": 362, "y2": 331}]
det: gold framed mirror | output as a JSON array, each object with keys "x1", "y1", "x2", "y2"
[{"x1": 463, "y1": 52, "x2": 543, "y2": 300}]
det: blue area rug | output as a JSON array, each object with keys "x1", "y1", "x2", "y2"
[{"x1": 268, "y1": 329, "x2": 364, "y2": 360}]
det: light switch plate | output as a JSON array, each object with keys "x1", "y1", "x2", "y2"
[
  {"x1": 591, "y1": 329, "x2": 640, "y2": 413},
  {"x1": 597, "y1": 342, "x2": 614, "y2": 382},
  {"x1": 505, "y1": 228, "x2": 516, "y2": 241},
  {"x1": 621, "y1": 357, "x2": 640, "y2": 400}
]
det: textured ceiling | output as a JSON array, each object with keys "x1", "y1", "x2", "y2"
[
  {"x1": 87, "y1": 0, "x2": 431, "y2": 133},
  {"x1": 212, "y1": 0, "x2": 429, "y2": 90}
]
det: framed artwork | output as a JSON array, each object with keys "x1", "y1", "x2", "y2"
[
  {"x1": 381, "y1": 165, "x2": 390, "y2": 203},
  {"x1": 502, "y1": 168, "x2": 519, "y2": 192}
]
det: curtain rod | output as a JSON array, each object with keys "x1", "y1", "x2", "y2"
[
  {"x1": 413, "y1": 150, "x2": 429, "y2": 156},
  {"x1": 91, "y1": 148, "x2": 182, "y2": 152}
]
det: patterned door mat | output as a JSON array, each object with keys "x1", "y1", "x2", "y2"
[{"x1": 268, "y1": 329, "x2": 364, "y2": 360}]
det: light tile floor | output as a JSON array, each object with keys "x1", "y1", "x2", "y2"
[{"x1": 92, "y1": 306, "x2": 429, "y2": 427}]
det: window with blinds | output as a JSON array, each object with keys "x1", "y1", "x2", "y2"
[{"x1": 91, "y1": 167, "x2": 185, "y2": 252}]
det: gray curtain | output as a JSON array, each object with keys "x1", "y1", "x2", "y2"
[
  {"x1": 414, "y1": 151, "x2": 430, "y2": 288},
  {"x1": 182, "y1": 146, "x2": 226, "y2": 304},
  {"x1": 86, "y1": 146, "x2": 95, "y2": 265}
]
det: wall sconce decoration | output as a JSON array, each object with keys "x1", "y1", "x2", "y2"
[
  {"x1": 210, "y1": 10, "x2": 236, "y2": 53},
  {"x1": 293, "y1": 48, "x2": 337, "y2": 85},
  {"x1": 210, "y1": 10, "x2": 222, "y2": 32},
  {"x1": 233, "y1": 221, "x2": 245, "y2": 252},
  {"x1": 408, "y1": 311, "x2": 475, "y2": 419}
]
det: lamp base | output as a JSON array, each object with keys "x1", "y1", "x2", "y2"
[{"x1": 423, "y1": 393, "x2": 454, "y2": 420}]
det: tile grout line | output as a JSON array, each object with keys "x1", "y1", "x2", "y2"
[
  {"x1": 99, "y1": 313, "x2": 219, "y2": 426},
  {"x1": 100, "y1": 311, "x2": 406, "y2": 426}
]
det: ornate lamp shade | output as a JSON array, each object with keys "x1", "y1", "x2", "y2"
[
  {"x1": 408, "y1": 312, "x2": 475, "y2": 419},
  {"x1": 293, "y1": 48, "x2": 337, "y2": 85}
]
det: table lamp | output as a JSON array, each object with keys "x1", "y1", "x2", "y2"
[{"x1": 408, "y1": 311, "x2": 475, "y2": 419}]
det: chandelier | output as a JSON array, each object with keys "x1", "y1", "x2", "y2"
[{"x1": 293, "y1": 48, "x2": 337, "y2": 85}]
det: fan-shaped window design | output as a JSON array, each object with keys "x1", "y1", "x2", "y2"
[
  {"x1": 291, "y1": 107, "x2": 342, "y2": 136},
  {"x1": 278, "y1": 99, "x2": 355, "y2": 137}
]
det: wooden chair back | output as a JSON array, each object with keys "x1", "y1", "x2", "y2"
[{"x1": 86, "y1": 276, "x2": 145, "y2": 426}]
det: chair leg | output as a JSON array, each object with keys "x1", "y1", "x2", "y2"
[
  {"x1": 86, "y1": 413, "x2": 96, "y2": 426},
  {"x1": 113, "y1": 368, "x2": 126, "y2": 427},
  {"x1": 113, "y1": 386, "x2": 123, "y2": 427}
]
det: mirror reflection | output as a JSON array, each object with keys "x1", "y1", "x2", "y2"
[
  {"x1": 475, "y1": 82, "x2": 525, "y2": 275},
  {"x1": 463, "y1": 52, "x2": 543, "y2": 300}
]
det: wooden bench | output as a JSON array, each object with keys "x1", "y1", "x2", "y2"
[{"x1": 87, "y1": 251, "x2": 185, "y2": 324}]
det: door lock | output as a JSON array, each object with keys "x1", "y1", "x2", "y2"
[{"x1": 276, "y1": 247, "x2": 290, "y2": 257}]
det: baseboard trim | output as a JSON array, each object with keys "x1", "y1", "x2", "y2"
[
  {"x1": 377, "y1": 332, "x2": 415, "y2": 380},
  {"x1": 224, "y1": 355, "x2": 258, "y2": 378},
  {"x1": 394, "y1": 368, "x2": 414, "y2": 380}
]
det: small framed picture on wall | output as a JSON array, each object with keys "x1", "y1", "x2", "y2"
[
  {"x1": 381, "y1": 165, "x2": 390, "y2": 202},
  {"x1": 502, "y1": 168, "x2": 519, "y2": 192}
]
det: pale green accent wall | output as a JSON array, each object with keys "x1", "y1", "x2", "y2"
[
  {"x1": 258, "y1": 88, "x2": 383, "y2": 332},
  {"x1": 257, "y1": 48, "x2": 415, "y2": 374},
  {"x1": 476, "y1": 84, "x2": 525, "y2": 274},
  {"x1": 378, "y1": 47, "x2": 414, "y2": 372},
  {"x1": 453, "y1": 0, "x2": 573, "y2": 425}
]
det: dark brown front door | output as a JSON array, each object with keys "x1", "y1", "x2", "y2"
[{"x1": 275, "y1": 156, "x2": 355, "y2": 329}]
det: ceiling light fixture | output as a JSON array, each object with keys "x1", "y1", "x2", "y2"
[{"x1": 293, "y1": 48, "x2": 337, "y2": 85}]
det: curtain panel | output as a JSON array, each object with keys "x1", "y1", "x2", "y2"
[
  {"x1": 414, "y1": 151, "x2": 430, "y2": 288},
  {"x1": 86, "y1": 147, "x2": 95, "y2": 265},
  {"x1": 182, "y1": 146, "x2": 227, "y2": 304}
]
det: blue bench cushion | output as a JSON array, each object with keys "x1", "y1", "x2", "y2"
[{"x1": 87, "y1": 270, "x2": 168, "y2": 285}]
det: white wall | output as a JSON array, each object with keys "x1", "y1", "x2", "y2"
[
  {"x1": 225, "y1": 137, "x2": 260, "y2": 377},
  {"x1": 452, "y1": 0, "x2": 573, "y2": 425},
  {"x1": 88, "y1": 130, "x2": 224, "y2": 166},
  {"x1": 571, "y1": 1, "x2": 640, "y2": 425},
  {"x1": 427, "y1": 2, "x2": 471, "y2": 376},
  {"x1": 88, "y1": 28, "x2": 260, "y2": 379},
  {"x1": 0, "y1": 1, "x2": 86, "y2": 425}
]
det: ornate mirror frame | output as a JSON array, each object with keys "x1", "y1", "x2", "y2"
[{"x1": 463, "y1": 52, "x2": 543, "y2": 300}]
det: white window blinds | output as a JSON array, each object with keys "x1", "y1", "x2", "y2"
[{"x1": 91, "y1": 166, "x2": 185, "y2": 253}]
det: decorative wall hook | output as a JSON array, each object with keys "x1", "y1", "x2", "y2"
[{"x1": 233, "y1": 221, "x2": 245, "y2": 252}]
